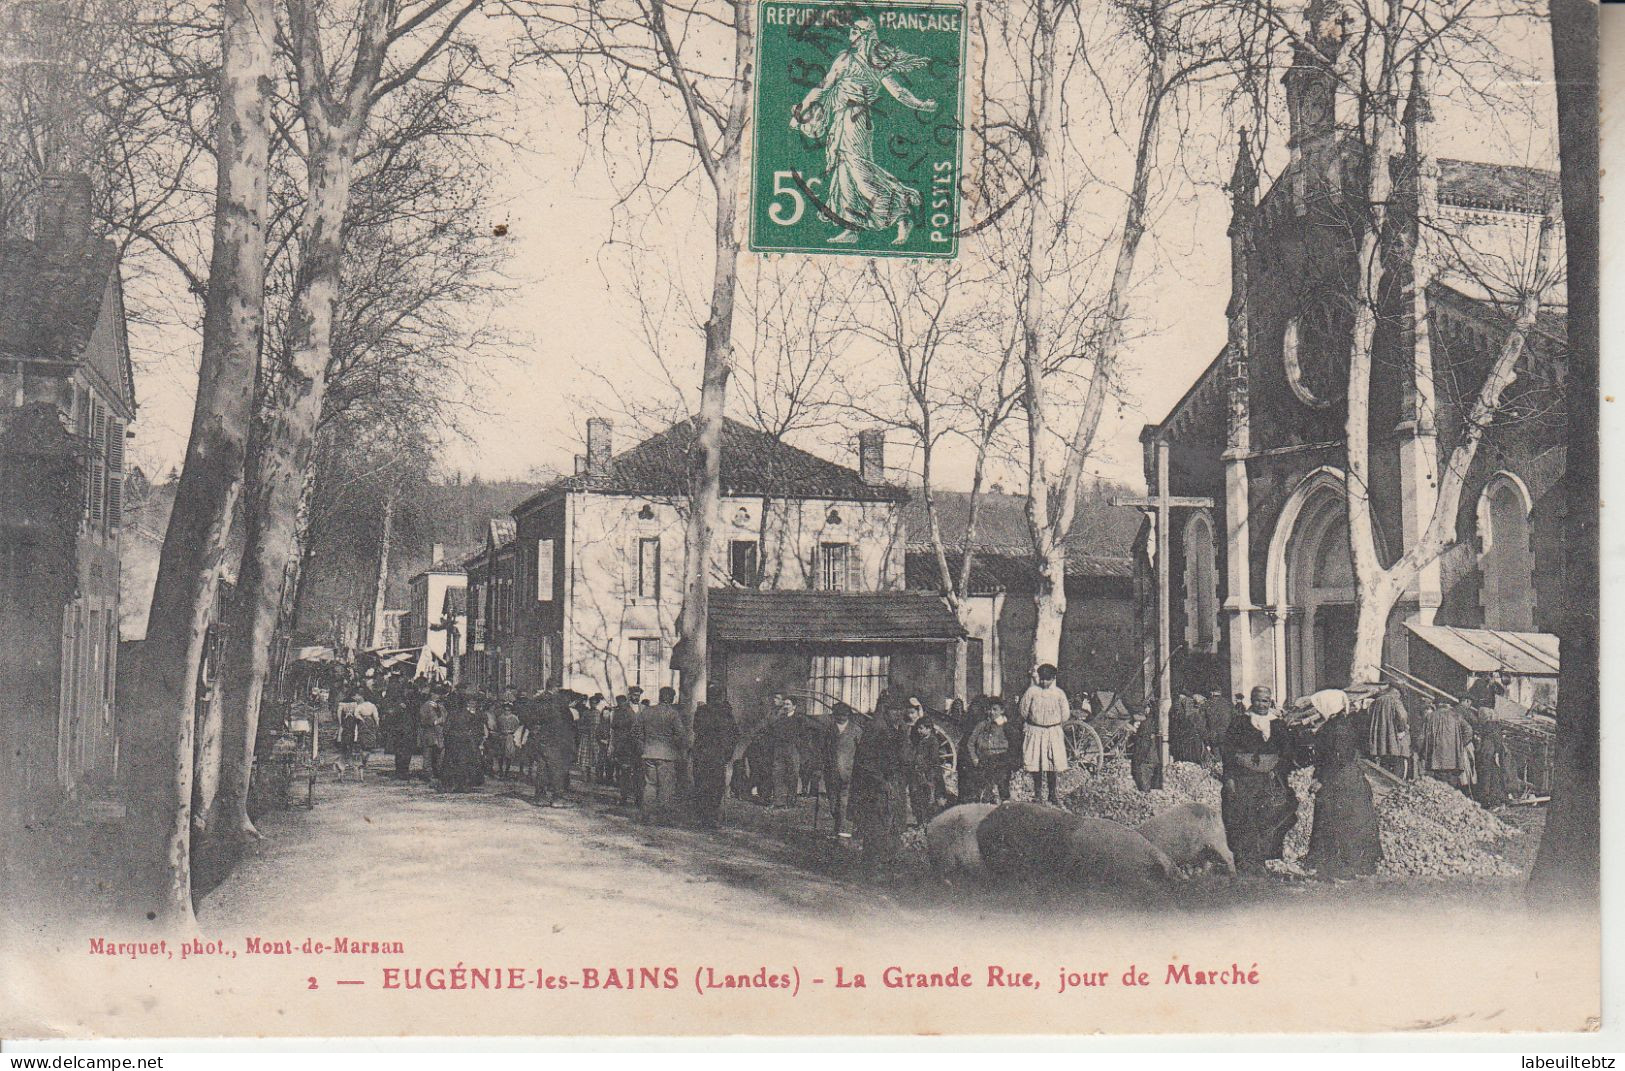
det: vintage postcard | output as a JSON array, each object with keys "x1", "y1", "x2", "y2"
[{"x1": 0, "y1": 0, "x2": 1604, "y2": 1043}]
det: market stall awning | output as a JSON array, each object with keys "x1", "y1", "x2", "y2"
[
  {"x1": 1405, "y1": 623, "x2": 1559, "y2": 676},
  {"x1": 291, "y1": 645, "x2": 336, "y2": 663},
  {"x1": 708, "y1": 589, "x2": 965, "y2": 645}
]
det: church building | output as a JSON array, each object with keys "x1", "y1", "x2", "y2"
[{"x1": 1139, "y1": 9, "x2": 1567, "y2": 707}]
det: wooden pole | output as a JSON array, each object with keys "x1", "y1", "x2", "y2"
[{"x1": 1156, "y1": 437, "x2": 1172, "y2": 770}]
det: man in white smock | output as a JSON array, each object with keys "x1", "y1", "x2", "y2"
[{"x1": 1019, "y1": 663, "x2": 1070, "y2": 805}]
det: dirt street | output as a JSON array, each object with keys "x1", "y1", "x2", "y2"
[{"x1": 3, "y1": 769, "x2": 1596, "y2": 1038}]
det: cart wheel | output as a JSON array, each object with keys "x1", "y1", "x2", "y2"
[{"x1": 1066, "y1": 721, "x2": 1105, "y2": 775}]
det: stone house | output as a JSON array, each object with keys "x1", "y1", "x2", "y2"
[
  {"x1": 0, "y1": 175, "x2": 136, "y2": 816},
  {"x1": 507, "y1": 418, "x2": 962, "y2": 717}
]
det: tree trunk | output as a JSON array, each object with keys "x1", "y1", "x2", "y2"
[
  {"x1": 1018, "y1": 2, "x2": 1061, "y2": 676},
  {"x1": 213, "y1": 136, "x2": 359, "y2": 842},
  {"x1": 674, "y1": 166, "x2": 741, "y2": 725},
  {"x1": 670, "y1": 3, "x2": 752, "y2": 730},
  {"x1": 1032, "y1": 543, "x2": 1066, "y2": 670},
  {"x1": 1528, "y1": 0, "x2": 1598, "y2": 905},
  {"x1": 1342, "y1": 105, "x2": 1401, "y2": 690},
  {"x1": 123, "y1": 0, "x2": 273, "y2": 927},
  {"x1": 368, "y1": 487, "x2": 396, "y2": 648},
  {"x1": 1348, "y1": 574, "x2": 1401, "y2": 685}
]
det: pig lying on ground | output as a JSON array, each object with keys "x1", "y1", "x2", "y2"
[
  {"x1": 1064, "y1": 816, "x2": 1180, "y2": 890},
  {"x1": 1136, "y1": 801, "x2": 1236, "y2": 876},
  {"x1": 926, "y1": 803, "x2": 997, "y2": 879},
  {"x1": 976, "y1": 803, "x2": 1177, "y2": 893}
]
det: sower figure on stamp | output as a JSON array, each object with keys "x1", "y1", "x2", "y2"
[{"x1": 791, "y1": 17, "x2": 937, "y2": 245}]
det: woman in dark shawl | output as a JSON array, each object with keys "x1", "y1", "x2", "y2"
[
  {"x1": 1220, "y1": 686, "x2": 1299, "y2": 874},
  {"x1": 440, "y1": 696, "x2": 486, "y2": 792},
  {"x1": 1472, "y1": 718, "x2": 1518, "y2": 808},
  {"x1": 1169, "y1": 691, "x2": 1208, "y2": 764},
  {"x1": 1301, "y1": 691, "x2": 1382, "y2": 879}
]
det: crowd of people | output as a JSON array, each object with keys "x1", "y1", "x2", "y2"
[
  {"x1": 1153, "y1": 675, "x2": 1532, "y2": 878},
  {"x1": 304, "y1": 661, "x2": 1529, "y2": 881},
  {"x1": 1162, "y1": 672, "x2": 1528, "y2": 807}
]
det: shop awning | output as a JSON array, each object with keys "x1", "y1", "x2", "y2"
[
  {"x1": 708, "y1": 589, "x2": 965, "y2": 645},
  {"x1": 1405, "y1": 623, "x2": 1559, "y2": 676},
  {"x1": 291, "y1": 645, "x2": 336, "y2": 663}
]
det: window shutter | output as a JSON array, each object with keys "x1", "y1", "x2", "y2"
[
  {"x1": 847, "y1": 544, "x2": 862, "y2": 592},
  {"x1": 107, "y1": 419, "x2": 124, "y2": 528},
  {"x1": 88, "y1": 402, "x2": 106, "y2": 525},
  {"x1": 537, "y1": 539, "x2": 554, "y2": 601}
]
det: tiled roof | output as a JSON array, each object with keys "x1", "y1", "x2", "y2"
[
  {"x1": 904, "y1": 548, "x2": 1133, "y2": 595},
  {"x1": 708, "y1": 589, "x2": 964, "y2": 644},
  {"x1": 1430, "y1": 281, "x2": 1567, "y2": 347},
  {"x1": 488, "y1": 516, "x2": 516, "y2": 548},
  {"x1": 515, "y1": 418, "x2": 906, "y2": 513},
  {"x1": 1437, "y1": 159, "x2": 1559, "y2": 214},
  {"x1": 901, "y1": 490, "x2": 1141, "y2": 558},
  {"x1": 0, "y1": 236, "x2": 124, "y2": 368}
]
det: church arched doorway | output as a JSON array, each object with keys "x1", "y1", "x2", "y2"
[
  {"x1": 1284, "y1": 490, "x2": 1356, "y2": 698},
  {"x1": 1266, "y1": 467, "x2": 1373, "y2": 700}
]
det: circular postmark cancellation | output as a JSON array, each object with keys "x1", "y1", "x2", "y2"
[{"x1": 750, "y1": 0, "x2": 969, "y2": 259}]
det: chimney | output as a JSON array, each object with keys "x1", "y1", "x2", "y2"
[
  {"x1": 858, "y1": 428, "x2": 886, "y2": 486},
  {"x1": 586, "y1": 418, "x2": 612, "y2": 477},
  {"x1": 431, "y1": 542, "x2": 445, "y2": 565},
  {"x1": 36, "y1": 173, "x2": 93, "y2": 251},
  {"x1": 573, "y1": 454, "x2": 587, "y2": 476}
]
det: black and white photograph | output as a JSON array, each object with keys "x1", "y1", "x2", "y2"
[{"x1": 0, "y1": 0, "x2": 1603, "y2": 1042}]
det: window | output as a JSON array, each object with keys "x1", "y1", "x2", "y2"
[
  {"x1": 1182, "y1": 513, "x2": 1219, "y2": 654},
  {"x1": 1478, "y1": 474, "x2": 1535, "y2": 631},
  {"x1": 536, "y1": 539, "x2": 555, "y2": 601},
  {"x1": 470, "y1": 586, "x2": 485, "y2": 646},
  {"x1": 539, "y1": 633, "x2": 554, "y2": 685},
  {"x1": 632, "y1": 637, "x2": 664, "y2": 689},
  {"x1": 820, "y1": 542, "x2": 851, "y2": 591},
  {"x1": 730, "y1": 540, "x2": 760, "y2": 586},
  {"x1": 809, "y1": 654, "x2": 890, "y2": 714},
  {"x1": 637, "y1": 537, "x2": 661, "y2": 600}
]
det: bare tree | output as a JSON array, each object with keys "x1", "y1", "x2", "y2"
[
  {"x1": 840, "y1": 258, "x2": 1023, "y2": 698},
  {"x1": 1233, "y1": 0, "x2": 1562, "y2": 683},
  {"x1": 974, "y1": 0, "x2": 1254, "y2": 671},
  {"x1": 510, "y1": 0, "x2": 753, "y2": 723},
  {"x1": 123, "y1": 0, "x2": 276, "y2": 927},
  {"x1": 211, "y1": 16, "x2": 508, "y2": 841}
]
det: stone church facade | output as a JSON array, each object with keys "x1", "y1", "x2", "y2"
[{"x1": 1140, "y1": 11, "x2": 1568, "y2": 705}]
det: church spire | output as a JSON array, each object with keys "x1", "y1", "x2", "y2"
[
  {"x1": 1403, "y1": 51, "x2": 1434, "y2": 152},
  {"x1": 1229, "y1": 127, "x2": 1258, "y2": 217}
]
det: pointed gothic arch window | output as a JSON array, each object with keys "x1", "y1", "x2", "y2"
[
  {"x1": 1477, "y1": 473, "x2": 1535, "y2": 631},
  {"x1": 1182, "y1": 512, "x2": 1219, "y2": 654}
]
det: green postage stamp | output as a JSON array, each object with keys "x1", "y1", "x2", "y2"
[{"x1": 750, "y1": 1, "x2": 968, "y2": 259}]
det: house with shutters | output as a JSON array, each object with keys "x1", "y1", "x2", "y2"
[
  {"x1": 0, "y1": 174, "x2": 136, "y2": 818},
  {"x1": 506, "y1": 417, "x2": 964, "y2": 719},
  {"x1": 464, "y1": 516, "x2": 519, "y2": 691},
  {"x1": 402, "y1": 544, "x2": 468, "y2": 680}
]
